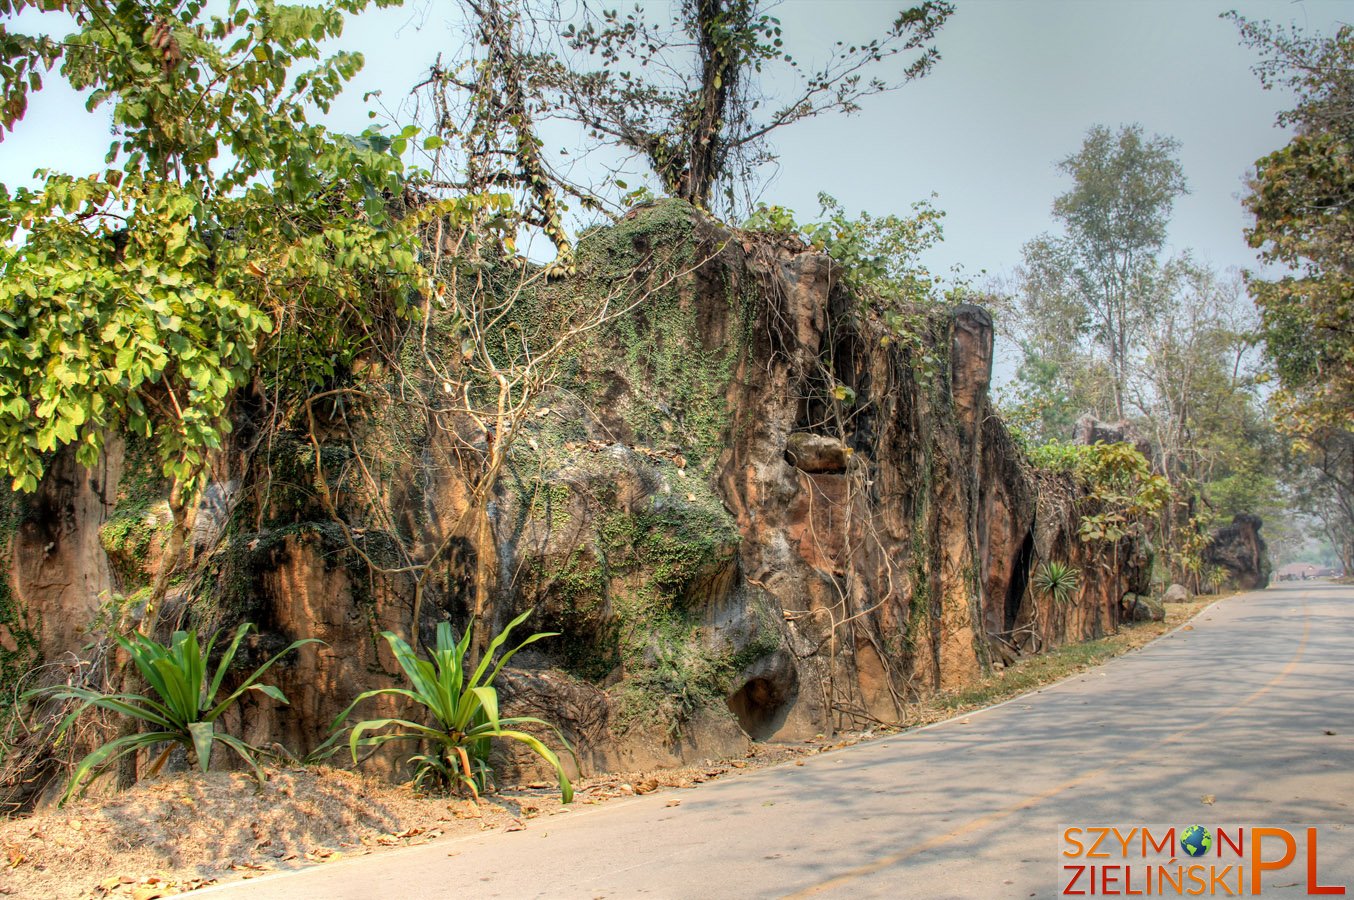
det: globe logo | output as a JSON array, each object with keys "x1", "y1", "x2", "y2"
[{"x1": 1181, "y1": 825, "x2": 1213, "y2": 858}]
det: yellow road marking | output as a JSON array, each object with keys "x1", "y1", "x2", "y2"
[{"x1": 783, "y1": 593, "x2": 1313, "y2": 897}]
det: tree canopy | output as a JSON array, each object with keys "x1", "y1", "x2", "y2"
[
  {"x1": 0, "y1": 0, "x2": 422, "y2": 497},
  {"x1": 1232, "y1": 16, "x2": 1354, "y2": 439},
  {"x1": 1231, "y1": 14, "x2": 1354, "y2": 571},
  {"x1": 446, "y1": 0, "x2": 952, "y2": 218},
  {"x1": 1014, "y1": 124, "x2": 1188, "y2": 423},
  {"x1": 1001, "y1": 124, "x2": 1280, "y2": 585}
]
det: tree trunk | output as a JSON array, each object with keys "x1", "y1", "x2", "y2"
[{"x1": 678, "y1": 0, "x2": 736, "y2": 209}]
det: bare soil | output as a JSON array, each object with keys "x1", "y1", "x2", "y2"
[{"x1": 0, "y1": 595, "x2": 1219, "y2": 900}]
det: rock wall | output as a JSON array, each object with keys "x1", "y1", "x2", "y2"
[
  {"x1": 1204, "y1": 514, "x2": 1272, "y2": 591},
  {"x1": 2, "y1": 201, "x2": 1154, "y2": 783}
]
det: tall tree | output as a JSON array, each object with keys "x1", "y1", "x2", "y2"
[
  {"x1": 524, "y1": 0, "x2": 953, "y2": 214},
  {"x1": 1231, "y1": 15, "x2": 1354, "y2": 569},
  {"x1": 1130, "y1": 260, "x2": 1279, "y2": 581},
  {"x1": 1232, "y1": 16, "x2": 1354, "y2": 429},
  {"x1": 1284, "y1": 431, "x2": 1354, "y2": 574},
  {"x1": 1043, "y1": 125, "x2": 1188, "y2": 420},
  {"x1": 1002, "y1": 125, "x2": 1293, "y2": 584},
  {"x1": 1130, "y1": 262, "x2": 1258, "y2": 487},
  {"x1": 1002, "y1": 235, "x2": 1115, "y2": 440}
]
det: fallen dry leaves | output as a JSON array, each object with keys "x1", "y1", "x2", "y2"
[{"x1": 94, "y1": 873, "x2": 217, "y2": 898}]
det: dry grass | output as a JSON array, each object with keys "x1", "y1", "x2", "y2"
[{"x1": 0, "y1": 595, "x2": 1222, "y2": 899}]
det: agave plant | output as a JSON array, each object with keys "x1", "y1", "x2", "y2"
[
  {"x1": 337, "y1": 610, "x2": 574, "y2": 802},
  {"x1": 29, "y1": 623, "x2": 316, "y2": 802},
  {"x1": 1033, "y1": 560, "x2": 1081, "y2": 605}
]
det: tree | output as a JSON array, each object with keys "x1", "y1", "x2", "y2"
[
  {"x1": 0, "y1": 0, "x2": 421, "y2": 621},
  {"x1": 1002, "y1": 235, "x2": 1115, "y2": 440},
  {"x1": 1001, "y1": 125, "x2": 1297, "y2": 587},
  {"x1": 1129, "y1": 260, "x2": 1281, "y2": 582},
  {"x1": 517, "y1": 0, "x2": 952, "y2": 215},
  {"x1": 1231, "y1": 15, "x2": 1354, "y2": 572},
  {"x1": 1032, "y1": 125, "x2": 1188, "y2": 420},
  {"x1": 1130, "y1": 263, "x2": 1253, "y2": 484},
  {"x1": 1231, "y1": 16, "x2": 1354, "y2": 437},
  {"x1": 412, "y1": 0, "x2": 582, "y2": 270},
  {"x1": 1285, "y1": 431, "x2": 1354, "y2": 574}
]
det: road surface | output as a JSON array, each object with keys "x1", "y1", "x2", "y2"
[{"x1": 202, "y1": 581, "x2": 1354, "y2": 899}]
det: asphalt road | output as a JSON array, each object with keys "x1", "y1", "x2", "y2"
[{"x1": 202, "y1": 581, "x2": 1354, "y2": 899}]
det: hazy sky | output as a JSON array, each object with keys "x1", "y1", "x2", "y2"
[{"x1": 3, "y1": 0, "x2": 1349, "y2": 293}]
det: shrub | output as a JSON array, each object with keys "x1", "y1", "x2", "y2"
[
  {"x1": 29, "y1": 624, "x2": 315, "y2": 803},
  {"x1": 1027, "y1": 440, "x2": 1171, "y2": 545},
  {"x1": 337, "y1": 611, "x2": 574, "y2": 802}
]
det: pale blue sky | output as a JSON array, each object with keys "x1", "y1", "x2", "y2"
[{"x1": 3, "y1": 1, "x2": 1349, "y2": 294}]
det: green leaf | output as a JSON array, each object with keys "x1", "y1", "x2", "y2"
[{"x1": 188, "y1": 721, "x2": 215, "y2": 773}]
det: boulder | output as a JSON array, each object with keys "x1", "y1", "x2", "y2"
[
  {"x1": 1125, "y1": 593, "x2": 1165, "y2": 622},
  {"x1": 1162, "y1": 583, "x2": 1190, "y2": 604},
  {"x1": 1073, "y1": 414, "x2": 1152, "y2": 458}
]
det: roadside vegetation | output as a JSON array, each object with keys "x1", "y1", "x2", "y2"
[
  {"x1": 0, "y1": 0, "x2": 958, "y2": 811},
  {"x1": 337, "y1": 614, "x2": 574, "y2": 803},
  {"x1": 31, "y1": 625, "x2": 314, "y2": 802}
]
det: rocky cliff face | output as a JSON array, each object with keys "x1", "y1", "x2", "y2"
[
  {"x1": 1, "y1": 201, "x2": 1153, "y2": 783},
  {"x1": 1204, "y1": 514, "x2": 1272, "y2": 591}
]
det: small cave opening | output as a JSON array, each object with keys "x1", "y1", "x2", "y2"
[
  {"x1": 727, "y1": 676, "x2": 794, "y2": 741},
  {"x1": 1005, "y1": 530, "x2": 1035, "y2": 631}
]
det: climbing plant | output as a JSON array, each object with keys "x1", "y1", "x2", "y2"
[
  {"x1": 0, "y1": 0, "x2": 423, "y2": 491},
  {"x1": 459, "y1": 0, "x2": 952, "y2": 216}
]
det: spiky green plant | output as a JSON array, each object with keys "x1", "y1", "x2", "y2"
[
  {"x1": 29, "y1": 624, "x2": 317, "y2": 803},
  {"x1": 1033, "y1": 560, "x2": 1081, "y2": 605},
  {"x1": 337, "y1": 611, "x2": 574, "y2": 802}
]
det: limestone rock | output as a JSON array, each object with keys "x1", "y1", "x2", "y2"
[
  {"x1": 784, "y1": 433, "x2": 848, "y2": 473},
  {"x1": 1204, "y1": 514, "x2": 1272, "y2": 591},
  {"x1": 1162, "y1": 583, "x2": 1190, "y2": 604},
  {"x1": 1125, "y1": 593, "x2": 1165, "y2": 622},
  {"x1": 1073, "y1": 414, "x2": 1152, "y2": 458},
  {"x1": 2, "y1": 200, "x2": 1166, "y2": 799}
]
